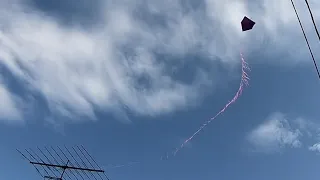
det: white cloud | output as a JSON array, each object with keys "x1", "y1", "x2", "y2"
[
  {"x1": 0, "y1": 0, "x2": 319, "y2": 123},
  {"x1": 293, "y1": 118, "x2": 320, "y2": 137},
  {"x1": 0, "y1": 80, "x2": 22, "y2": 122},
  {"x1": 247, "y1": 112, "x2": 302, "y2": 153},
  {"x1": 309, "y1": 143, "x2": 320, "y2": 153},
  {"x1": 291, "y1": 119, "x2": 320, "y2": 154}
]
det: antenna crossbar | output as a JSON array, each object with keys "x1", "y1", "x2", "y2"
[{"x1": 29, "y1": 161, "x2": 104, "y2": 172}]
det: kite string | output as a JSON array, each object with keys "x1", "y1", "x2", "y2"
[
  {"x1": 172, "y1": 52, "x2": 250, "y2": 156},
  {"x1": 105, "y1": 162, "x2": 140, "y2": 169}
]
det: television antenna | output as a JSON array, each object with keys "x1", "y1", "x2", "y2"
[{"x1": 17, "y1": 145, "x2": 110, "y2": 180}]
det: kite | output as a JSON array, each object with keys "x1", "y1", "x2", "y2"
[
  {"x1": 171, "y1": 16, "x2": 255, "y2": 156},
  {"x1": 107, "y1": 16, "x2": 256, "y2": 169},
  {"x1": 241, "y1": 16, "x2": 255, "y2": 31}
]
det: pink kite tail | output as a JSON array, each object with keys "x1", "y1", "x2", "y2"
[{"x1": 173, "y1": 52, "x2": 250, "y2": 155}]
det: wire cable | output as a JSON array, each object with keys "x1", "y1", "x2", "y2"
[
  {"x1": 304, "y1": 0, "x2": 320, "y2": 42},
  {"x1": 290, "y1": 0, "x2": 320, "y2": 79}
]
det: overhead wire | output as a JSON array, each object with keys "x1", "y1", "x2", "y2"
[
  {"x1": 290, "y1": 0, "x2": 320, "y2": 79},
  {"x1": 304, "y1": 0, "x2": 320, "y2": 41}
]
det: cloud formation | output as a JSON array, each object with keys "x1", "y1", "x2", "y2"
[
  {"x1": 0, "y1": 79, "x2": 22, "y2": 122},
  {"x1": 309, "y1": 143, "x2": 320, "y2": 153},
  {"x1": 0, "y1": 0, "x2": 319, "y2": 123},
  {"x1": 247, "y1": 112, "x2": 302, "y2": 153}
]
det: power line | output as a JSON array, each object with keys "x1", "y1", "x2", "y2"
[
  {"x1": 290, "y1": 0, "x2": 320, "y2": 79},
  {"x1": 304, "y1": 0, "x2": 320, "y2": 42}
]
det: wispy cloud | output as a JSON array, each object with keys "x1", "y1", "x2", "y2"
[
  {"x1": 247, "y1": 112, "x2": 302, "y2": 153},
  {"x1": 293, "y1": 118, "x2": 320, "y2": 137},
  {"x1": 309, "y1": 143, "x2": 320, "y2": 153},
  {"x1": 0, "y1": 0, "x2": 319, "y2": 123},
  {"x1": 0, "y1": 79, "x2": 22, "y2": 122}
]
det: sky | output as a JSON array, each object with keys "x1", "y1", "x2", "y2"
[{"x1": 1, "y1": 0, "x2": 320, "y2": 179}]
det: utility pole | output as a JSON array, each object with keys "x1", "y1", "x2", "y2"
[{"x1": 17, "y1": 146, "x2": 110, "y2": 180}]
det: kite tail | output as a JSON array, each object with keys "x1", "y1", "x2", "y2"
[
  {"x1": 105, "y1": 53, "x2": 251, "y2": 167},
  {"x1": 172, "y1": 52, "x2": 250, "y2": 156}
]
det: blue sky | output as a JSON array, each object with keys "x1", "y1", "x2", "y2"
[{"x1": 1, "y1": 0, "x2": 320, "y2": 179}]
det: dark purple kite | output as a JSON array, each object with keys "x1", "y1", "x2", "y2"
[{"x1": 241, "y1": 16, "x2": 255, "y2": 31}]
